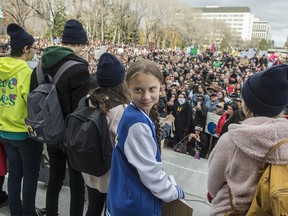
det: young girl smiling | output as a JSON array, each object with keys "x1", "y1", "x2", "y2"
[{"x1": 106, "y1": 60, "x2": 185, "y2": 216}]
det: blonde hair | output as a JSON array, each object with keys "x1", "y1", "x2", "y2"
[
  {"x1": 242, "y1": 100, "x2": 284, "y2": 119},
  {"x1": 241, "y1": 101, "x2": 255, "y2": 119},
  {"x1": 126, "y1": 60, "x2": 163, "y2": 153},
  {"x1": 126, "y1": 60, "x2": 163, "y2": 85}
]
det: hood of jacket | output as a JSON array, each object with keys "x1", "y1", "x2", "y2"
[
  {"x1": 0, "y1": 57, "x2": 29, "y2": 81},
  {"x1": 41, "y1": 46, "x2": 76, "y2": 69},
  {"x1": 227, "y1": 117, "x2": 288, "y2": 164}
]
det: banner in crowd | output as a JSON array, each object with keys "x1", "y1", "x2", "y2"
[
  {"x1": 205, "y1": 112, "x2": 220, "y2": 138},
  {"x1": 185, "y1": 46, "x2": 198, "y2": 56}
]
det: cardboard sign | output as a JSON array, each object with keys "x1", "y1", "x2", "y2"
[
  {"x1": 205, "y1": 112, "x2": 220, "y2": 138},
  {"x1": 162, "y1": 199, "x2": 193, "y2": 216},
  {"x1": 117, "y1": 48, "x2": 124, "y2": 53}
]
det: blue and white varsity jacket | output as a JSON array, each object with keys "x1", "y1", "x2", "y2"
[{"x1": 106, "y1": 103, "x2": 184, "y2": 216}]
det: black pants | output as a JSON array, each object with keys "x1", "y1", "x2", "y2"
[
  {"x1": 0, "y1": 176, "x2": 4, "y2": 192},
  {"x1": 174, "y1": 129, "x2": 186, "y2": 145},
  {"x1": 46, "y1": 146, "x2": 85, "y2": 216},
  {"x1": 86, "y1": 186, "x2": 106, "y2": 216}
]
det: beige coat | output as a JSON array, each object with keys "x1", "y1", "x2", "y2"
[
  {"x1": 207, "y1": 117, "x2": 288, "y2": 215},
  {"x1": 82, "y1": 104, "x2": 126, "y2": 193}
]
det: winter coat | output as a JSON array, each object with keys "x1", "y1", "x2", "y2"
[
  {"x1": 207, "y1": 117, "x2": 288, "y2": 216},
  {"x1": 158, "y1": 96, "x2": 167, "y2": 118},
  {"x1": 172, "y1": 102, "x2": 192, "y2": 133},
  {"x1": 205, "y1": 100, "x2": 220, "y2": 113},
  {"x1": 216, "y1": 113, "x2": 228, "y2": 136},
  {"x1": 107, "y1": 103, "x2": 182, "y2": 216},
  {"x1": 30, "y1": 46, "x2": 90, "y2": 118},
  {"x1": 193, "y1": 104, "x2": 208, "y2": 128},
  {"x1": 82, "y1": 104, "x2": 126, "y2": 193}
]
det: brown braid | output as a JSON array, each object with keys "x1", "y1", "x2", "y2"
[
  {"x1": 149, "y1": 104, "x2": 162, "y2": 154},
  {"x1": 126, "y1": 60, "x2": 164, "y2": 153},
  {"x1": 89, "y1": 83, "x2": 129, "y2": 115}
]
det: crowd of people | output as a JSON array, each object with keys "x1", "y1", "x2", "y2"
[{"x1": 0, "y1": 18, "x2": 288, "y2": 216}]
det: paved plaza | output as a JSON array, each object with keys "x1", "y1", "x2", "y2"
[{"x1": 0, "y1": 147, "x2": 211, "y2": 216}]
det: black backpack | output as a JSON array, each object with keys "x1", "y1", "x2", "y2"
[
  {"x1": 63, "y1": 96, "x2": 114, "y2": 177},
  {"x1": 25, "y1": 60, "x2": 82, "y2": 145}
]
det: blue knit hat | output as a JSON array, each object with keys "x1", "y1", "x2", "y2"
[
  {"x1": 7, "y1": 23, "x2": 35, "y2": 49},
  {"x1": 96, "y1": 53, "x2": 125, "y2": 87},
  {"x1": 62, "y1": 19, "x2": 87, "y2": 44},
  {"x1": 242, "y1": 64, "x2": 288, "y2": 117}
]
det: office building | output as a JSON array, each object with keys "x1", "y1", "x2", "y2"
[
  {"x1": 195, "y1": 6, "x2": 254, "y2": 41},
  {"x1": 252, "y1": 18, "x2": 271, "y2": 41}
]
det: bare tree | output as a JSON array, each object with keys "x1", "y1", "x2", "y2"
[
  {"x1": 1, "y1": 0, "x2": 242, "y2": 50},
  {"x1": 2, "y1": 0, "x2": 34, "y2": 27},
  {"x1": 21, "y1": 0, "x2": 67, "y2": 42}
]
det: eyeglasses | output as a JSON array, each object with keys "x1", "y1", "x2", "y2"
[
  {"x1": 30, "y1": 46, "x2": 37, "y2": 50},
  {"x1": 207, "y1": 89, "x2": 216, "y2": 95}
]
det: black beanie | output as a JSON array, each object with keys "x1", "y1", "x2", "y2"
[
  {"x1": 7, "y1": 23, "x2": 35, "y2": 49},
  {"x1": 96, "y1": 53, "x2": 125, "y2": 87},
  {"x1": 242, "y1": 64, "x2": 288, "y2": 117},
  {"x1": 62, "y1": 19, "x2": 87, "y2": 44}
]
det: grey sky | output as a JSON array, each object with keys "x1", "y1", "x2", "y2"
[{"x1": 186, "y1": 0, "x2": 288, "y2": 46}]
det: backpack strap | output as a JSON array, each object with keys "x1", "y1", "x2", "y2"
[
  {"x1": 53, "y1": 60, "x2": 83, "y2": 85},
  {"x1": 227, "y1": 188, "x2": 237, "y2": 216},
  {"x1": 262, "y1": 139, "x2": 288, "y2": 170},
  {"x1": 36, "y1": 62, "x2": 45, "y2": 85}
]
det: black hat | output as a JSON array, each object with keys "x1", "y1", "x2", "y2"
[
  {"x1": 7, "y1": 23, "x2": 35, "y2": 49},
  {"x1": 62, "y1": 19, "x2": 87, "y2": 44},
  {"x1": 229, "y1": 92, "x2": 239, "y2": 98},
  {"x1": 96, "y1": 53, "x2": 125, "y2": 87},
  {"x1": 242, "y1": 64, "x2": 288, "y2": 117}
]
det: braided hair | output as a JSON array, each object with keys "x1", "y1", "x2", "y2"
[
  {"x1": 126, "y1": 60, "x2": 163, "y2": 152},
  {"x1": 89, "y1": 83, "x2": 129, "y2": 115}
]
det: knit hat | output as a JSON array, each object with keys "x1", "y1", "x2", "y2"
[
  {"x1": 242, "y1": 64, "x2": 288, "y2": 117},
  {"x1": 62, "y1": 19, "x2": 87, "y2": 44},
  {"x1": 7, "y1": 23, "x2": 35, "y2": 49},
  {"x1": 96, "y1": 53, "x2": 125, "y2": 87}
]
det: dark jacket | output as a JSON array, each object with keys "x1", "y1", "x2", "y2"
[
  {"x1": 219, "y1": 110, "x2": 244, "y2": 137},
  {"x1": 173, "y1": 102, "x2": 192, "y2": 133},
  {"x1": 193, "y1": 104, "x2": 208, "y2": 129},
  {"x1": 30, "y1": 46, "x2": 90, "y2": 117},
  {"x1": 158, "y1": 96, "x2": 167, "y2": 118}
]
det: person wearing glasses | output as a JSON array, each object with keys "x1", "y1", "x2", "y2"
[{"x1": 0, "y1": 23, "x2": 46, "y2": 216}]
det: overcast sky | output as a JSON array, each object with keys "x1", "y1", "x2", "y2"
[{"x1": 186, "y1": 0, "x2": 288, "y2": 46}]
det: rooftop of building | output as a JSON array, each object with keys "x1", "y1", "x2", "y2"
[{"x1": 195, "y1": 6, "x2": 251, "y2": 13}]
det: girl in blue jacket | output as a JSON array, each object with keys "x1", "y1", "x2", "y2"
[{"x1": 106, "y1": 60, "x2": 185, "y2": 216}]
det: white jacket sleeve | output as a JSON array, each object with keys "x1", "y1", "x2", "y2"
[{"x1": 124, "y1": 123, "x2": 184, "y2": 202}]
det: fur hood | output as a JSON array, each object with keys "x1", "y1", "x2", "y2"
[{"x1": 228, "y1": 116, "x2": 288, "y2": 164}]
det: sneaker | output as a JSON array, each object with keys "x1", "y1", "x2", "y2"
[
  {"x1": 35, "y1": 207, "x2": 46, "y2": 216},
  {"x1": 0, "y1": 192, "x2": 8, "y2": 208}
]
